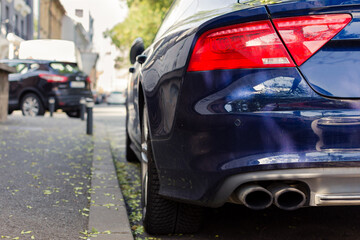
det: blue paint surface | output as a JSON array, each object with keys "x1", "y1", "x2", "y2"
[{"x1": 127, "y1": 0, "x2": 360, "y2": 206}]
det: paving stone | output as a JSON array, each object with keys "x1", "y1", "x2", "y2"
[
  {"x1": 88, "y1": 123, "x2": 133, "y2": 240},
  {"x1": 89, "y1": 206, "x2": 131, "y2": 233},
  {"x1": 91, "y1": 175, "x2": 119, "y2": 189},
  {"x1": 93, "y1": 163, "x2": 116, "y2": 171},
  {"x1": 90, "y1": 233, "x2": 133, "y2": 240},
  {"x1": 91, "y1": 188, "x2": 125, "y2": 206}
]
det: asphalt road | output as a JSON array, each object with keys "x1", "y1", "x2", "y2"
[
  {"x1": 102, "y1": 104, "x2": 360, "y2": 240},
  {"x1": 0, "y1": 113, "x2": 92, "y2": 239}
]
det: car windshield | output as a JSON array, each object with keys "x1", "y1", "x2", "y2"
[{"x1": 50, "y1": 62, "x2": 80, "y2": 74}]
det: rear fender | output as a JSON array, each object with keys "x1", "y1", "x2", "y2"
[{"x1": 19, "y1": 88, "x2": 46, "y2": 108}]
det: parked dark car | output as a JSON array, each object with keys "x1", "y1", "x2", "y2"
[
  {"x1": 1, "y1": 59, "x2": 92, "y2": 117},
  {"x1": 126, "y1": 0, "x2": 360, "y2": 235}
]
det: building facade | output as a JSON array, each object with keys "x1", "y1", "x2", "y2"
[
  {"x1": 62, "y1": 12, "x2": 98, "y2": 90},
  {"x1": 0, "y1": 0, "x2": 33, "y2": 59},
  {"x1": 39, "y1": 0, "x2": 64, "y2": 39}
]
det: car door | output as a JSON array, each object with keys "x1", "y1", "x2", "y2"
[{"x1": 8, "y1": 63, "x2": 28, "y2": 107}]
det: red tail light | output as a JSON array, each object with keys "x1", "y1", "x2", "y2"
[
  {"x1": 187, "y1": 20, "x2": 295, "y2": 72},
  {"x1": 39, "y1": 73, "x2": 68, "y2": 83},
  {"x1": 187, "y1": 14, "x2": 351, "y2": 72},
  {"x1": 273, "y1": 14, "x2": 352, "y2": 65}
]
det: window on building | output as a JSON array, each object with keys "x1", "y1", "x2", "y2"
[
  {"x1": 15, "y1": 15, "x2": 18, "y2": 35},
  {"x1": 21, "y1": 20, "x2": 24, "y2": 38},
  {"x1": 75, "y1": 9, "x2": 83, "y2": 18},
  {"x1": 5, "y1": 6, "x2": 9, "y2": 19},
  {"x1": 5, "y1": 6, "x2": 9, "y2": 34}
]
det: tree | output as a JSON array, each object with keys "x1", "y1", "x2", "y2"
[{"x1": 105, "y1": 0, "x2": 172, "y2": 54}]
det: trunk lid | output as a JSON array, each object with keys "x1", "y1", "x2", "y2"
[
  {"x1": 268, "y1": 0, "x2": 360, "y2": 98},
  {"x1": 49, "y1": 62, "x2": 90, "y2": 94}
]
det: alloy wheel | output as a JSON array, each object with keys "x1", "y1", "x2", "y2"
[{"x1": 22, "y1": 96, "x2": 40, "y2": 116}]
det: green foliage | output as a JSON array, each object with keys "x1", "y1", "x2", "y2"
[{"x1": 105, "y1": 0, "x2": 173, "y2": 51}]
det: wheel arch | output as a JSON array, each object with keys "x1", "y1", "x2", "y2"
[
  {"x1": 138, "y1": 81, "x2": 145, "y2": 135},
  {"x1": 19, "y1": 88, "x2": 46, "y2": 109},
  {"x1": 138, "y1": 81, "x2": 159, "y2": 169}
]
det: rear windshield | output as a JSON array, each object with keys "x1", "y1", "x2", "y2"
[
  {"x1": 14, "y1": 63, "x2": 27, "y2": 73},
  {"x1": 50, "y1": 62, "x2": 80, "y2": 74}
]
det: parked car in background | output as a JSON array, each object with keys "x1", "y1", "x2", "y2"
[
  {"x1": 126, "y1": 0, "x2": 360, "y2": 235},
  {"x1": 107, "y1": 91, "x2": 126, "y2": 105},
  {"x1": 1, "y1": 59, "x2": 92, "y2": 117}
]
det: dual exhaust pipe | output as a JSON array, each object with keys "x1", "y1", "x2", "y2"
[{"x1": 234, "y1": 183, "x2": 306, "y2": 210}]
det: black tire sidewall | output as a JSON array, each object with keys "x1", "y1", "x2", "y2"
[
  {"x1": 65, "y1": 110, "x2": 81, "y2": 118},
  {"x1": 141, "y1": 103, "x2": 204, "y2": 235},
  {"x1": 125, "y1": 109, "x2": 138, "y2": 162}
]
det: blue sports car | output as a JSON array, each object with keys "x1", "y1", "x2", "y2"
[{"x1": 126, "y1": 0, "x2": 360, "y2": 234}]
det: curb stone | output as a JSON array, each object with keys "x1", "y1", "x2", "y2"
[{"x1": 88, "y1": 124, "x2": 133, "y2": 240}]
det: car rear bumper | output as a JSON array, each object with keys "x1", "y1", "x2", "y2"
[
  {"x1": 53, "y1": 91, "x2": 92, "y2": 111},
  {"x1": 152, "y1": 141, "x2": 360, "y2": 207},
  {"x1": 147, "y1": 68, "x2": 360, "y2": 207}
]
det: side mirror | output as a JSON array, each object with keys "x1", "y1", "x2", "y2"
[{"x1": 129, "y1": 38, "x2": 145, "y2": 64}]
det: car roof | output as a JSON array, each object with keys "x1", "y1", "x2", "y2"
[
  {"x1": 0, "y1": 59, "x2": 77, "y2": 65},
  {"x1": 0, "y1": 59, "x2": 50, "y2": 64}
]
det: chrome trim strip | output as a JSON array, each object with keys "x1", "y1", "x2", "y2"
[{"x1": 316, "y1": 194, "x2": 360, "y2": 206}]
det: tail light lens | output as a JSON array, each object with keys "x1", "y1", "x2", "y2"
[
  {"x1": 188, "y1": 20, "x2": 295, "y2": 72},
  {"x1": 273, "y1": 14, "x2": 352, "y2": 65},
  {"x1": 39, "y1": 73, "x2": 68, "y2": 83},
  {"x1": 187, "y1": 14, "x2": 351, "y2": 72}
]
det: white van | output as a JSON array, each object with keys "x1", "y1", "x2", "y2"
[{"x1": 18, "y1": 39, "x2": 83, "y2": 69}]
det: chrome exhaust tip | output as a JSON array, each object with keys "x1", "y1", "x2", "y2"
[
  {"x1": 235, "y1": 184, "x2": 273, "y2": 210},
  {"x1": 269, "y1": 183, "x2": 306, "y2": 210}
]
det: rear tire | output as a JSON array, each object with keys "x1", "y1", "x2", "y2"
[
  {"x1": 141, "y1": 103, "x2": 203, "y2": 235},
  {"x1": 125, "y1": 107, "x2": 138, "y2": 162},
  {"x1": 21, "y1": 93, "x2": 45, "y2": 116},
  {"x1": 126, "y1": 131, "x2": 138, "y2": 162},
  {"x1": 65, "y1": 110, "x2": 80, "y2": 118}
]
